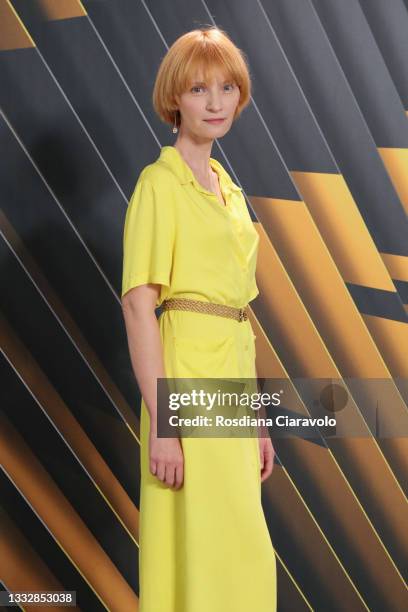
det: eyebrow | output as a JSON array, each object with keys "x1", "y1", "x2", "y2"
[{"x1": 191, "y1": 79, "x2": 232, "y2": 85}]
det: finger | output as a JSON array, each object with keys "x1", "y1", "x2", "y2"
[
  {"x1": 174, "y1": 464, "x2": 184, "y2": 489},
  {"x1": 262, "y1": 463, "x2": 273, "y2": 481},
  {"x1": 261, "y1": 453, "x2": 274, "y2": 482},
  {"x1": 157, "y1": 461, "x2": 166, "y2": 482},
  {"x1": 165, "y1": 464, "x2": 176, "y2": 488},
  {"x1": 261, "y1": 465, "x2": 271, "y2": 482},
  {"x1": 150, "y1": 459, "x2": 157, "y2": 476},
  {"x1": 260, "y1": 451, "x2": 270, "y2": 476}
]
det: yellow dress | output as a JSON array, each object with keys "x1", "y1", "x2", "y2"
[{"x1": 122, "y1": 146, "x2": 277, "y2": 611}]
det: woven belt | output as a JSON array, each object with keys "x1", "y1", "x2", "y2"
[{"x1": 162, "y1": 297, "x2": 248, "y2": 322}]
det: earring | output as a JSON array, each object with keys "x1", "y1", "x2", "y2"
[{"x1": 172, "y1": 112, "x2": 178, "y2": 134}]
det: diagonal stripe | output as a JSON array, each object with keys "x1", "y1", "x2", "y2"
[
  {"x1": 35, "y1": 0, "x2": 86, "y2": 21},
  {"x1": 0, "y1": 315, "x2": 140, "y2": 544},
  {"x1": 0, "y1": 0, "x2": 34, "y2": 50},
  {"x1": 346, "y1": 283, "x2": 408, "y2": 323},
  {"x1": 0, "y1": 461, "x2": 133, "y2": 610}
]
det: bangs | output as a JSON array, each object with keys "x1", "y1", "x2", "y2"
[{"x1": 176, "y1": 44, "x2": 240, "y2": 94}]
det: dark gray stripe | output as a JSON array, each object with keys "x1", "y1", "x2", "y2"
[{"x1": 346, "y1": 282, "x2": 408, "y2": 322}]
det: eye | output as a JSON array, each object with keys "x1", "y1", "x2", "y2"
[
  {"x1": 224, "y1": 83, "x2": 235, "y2": 91},
  {"x1": 191, "y1": 85, "x2": 205, "y2": 93}
]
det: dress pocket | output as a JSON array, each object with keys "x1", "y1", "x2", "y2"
[{"x1": 172, "y1": 335, "x2": 239, "y2": 379}]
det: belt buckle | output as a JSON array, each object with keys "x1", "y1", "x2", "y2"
[{"x1": 238, "y1": 307, "x2": 247, "y2": 322}]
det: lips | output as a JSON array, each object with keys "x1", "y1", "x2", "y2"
[{"x1": 204, "y1": 118, "x2": 226, "y2": 124}]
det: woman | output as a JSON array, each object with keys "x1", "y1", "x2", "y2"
[{"x1": 121, "y1": 26, "x2": 277, "y2": 612}]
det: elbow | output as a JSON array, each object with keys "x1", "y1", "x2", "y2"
[
  {"x1": 121, "y1": 293, "x2": 143, "y2": 318},
  {"x1": 121, "y1": 285, "x2": 159, "y2": 318}
]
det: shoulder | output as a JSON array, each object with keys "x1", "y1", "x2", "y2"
[
  {"x1": 137, "y1": 158, "x2": 180, "y2": 191},
  {"x1": 127, "y1": 160, "x2": 179, "y2": 218}
]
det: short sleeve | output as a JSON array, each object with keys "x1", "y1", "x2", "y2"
[
  {"x1": 121, "y1": 177, "x2": 176, "y2": 299},
  {"x1": 248, "y1": 277, "x2": 260, "y2": 302}
]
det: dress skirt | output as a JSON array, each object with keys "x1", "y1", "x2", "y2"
[{"x1": 138, "y1": 308, "x2": 277, "y2": 612}]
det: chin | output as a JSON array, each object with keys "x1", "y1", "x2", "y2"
[{"x1": 203, "y1": 123, "x2": 230, "y2": 134}]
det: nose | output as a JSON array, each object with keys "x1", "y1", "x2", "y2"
[{"x1": 206, "y1": 86, "x2": 223, "y2": 111}]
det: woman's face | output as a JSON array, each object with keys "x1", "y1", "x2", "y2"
[{"x1": 175, "y1": 68, "x2": 241, "y2": 141}]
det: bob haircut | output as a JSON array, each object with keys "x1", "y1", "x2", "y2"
[{"x1": 152, "y1": 26, "x2": 252, "y2": 128}]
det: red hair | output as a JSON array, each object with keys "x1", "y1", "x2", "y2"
[{"x1": 152, "y1": 26, "x2": 252, "y2": 127}]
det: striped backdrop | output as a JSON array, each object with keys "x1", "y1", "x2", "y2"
[{"x1": 1, "y1": 1, "x2": 407, "y2": 610}]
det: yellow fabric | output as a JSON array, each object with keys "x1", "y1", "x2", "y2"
[
  {"x1": 122, "y1": 146, "x2": 277, "y2": 611},
  {"x1": 122, "y1": 146, "x2": 259, "y2": 307}
]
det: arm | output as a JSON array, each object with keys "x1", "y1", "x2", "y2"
[
  {"x1": 122, "y1": 284, "x2": 184, "y2": 489},
  {"x1": 122, "y1": 283, "x2": 165, "y2": 435}
]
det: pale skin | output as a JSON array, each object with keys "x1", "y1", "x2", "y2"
[{"x1": 121, "y1": 66, "x2": 275, "y2": 490}]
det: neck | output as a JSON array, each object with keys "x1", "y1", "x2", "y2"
[{"x1": 173, "y1": 137, "x2": 214, "y2": 179}]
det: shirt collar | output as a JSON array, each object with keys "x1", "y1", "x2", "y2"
[{"x1": 158, "y1": 146, "x2": 243, "y2": 194}]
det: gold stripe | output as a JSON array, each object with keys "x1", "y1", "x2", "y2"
[
  {"x1": 363, "y1": 314, "x2": 408, "y2": 376},
  {"x1": 36, "y1": 0, "x2": 86, "y2": 21},
  {"x1": 250, "y1": 306, "x2": 407, "y2": 607},
  {"x1": 0, "y1": 0, "x2": 35, "y2": 50},
  {"x1": 379, "y1": 253, "x2": 408, "y2": 282},
  {"x1": 290, "y1": 172, "x2": 395, "y2": 291},
  {"x1": 0, "y1": 210, "x2": 140, "y2": 440},
  {"x1": 377, "y1": 147, "x2": 408, "y2": 215},
  {"x1": 252, "y1": 197, "x2": 396, "y2": 376},
  {"x1": 254, "y1": 222, "x2": 339, "y2": 375},
  {"x1": 0, "y1": 311, "x2": 140, "y2": 544},
  {"x1": 270, "y1": 465, "x2": 369, "y2": 610},
  {"x1": 0, "y1": 418, "x2": 138, "y2": 610},
  {"x1": 0, "y1": 509, "x2": 81, "y2": 611}
]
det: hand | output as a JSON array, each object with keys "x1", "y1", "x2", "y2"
[
  {"x1": 258, "y1": 436, "x2": 275, "y2": 482},
  {"x1": 149, "y1": 429, "x2": 184, "y2": 489}
]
